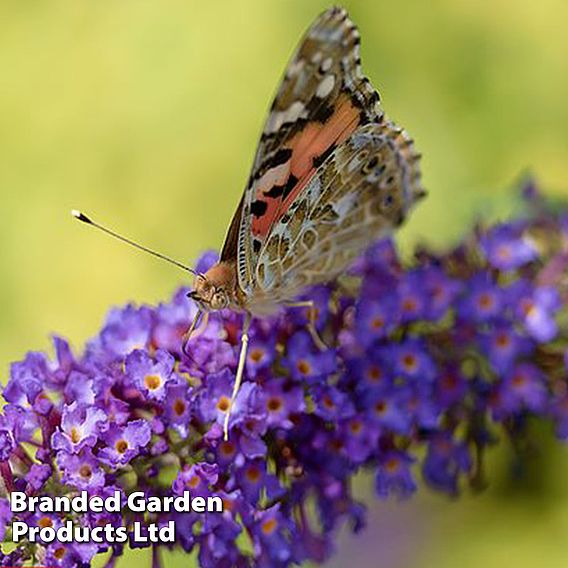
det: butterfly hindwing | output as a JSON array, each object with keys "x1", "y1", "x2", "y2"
[{"x1": 246, "y1": 119, "x2": 423, "y2": 311}]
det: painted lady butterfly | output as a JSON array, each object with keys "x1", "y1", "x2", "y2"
[
  {"x1": 73, "y1": 7, "x2": 426, "y2": 437},
  {"x1": 188, "y1": 7, "x2": 426, "y2": 438}
]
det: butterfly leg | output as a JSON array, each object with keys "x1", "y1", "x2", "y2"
[
  {"x1": 182, "y1": 310, "x2": 209, "y2": 357},
  {"x1": 223, "y1": 311, "x2": 252, "y2": 441},
  {"x1": 285, "y1": 300, "x2": 327, "y2": 351}
]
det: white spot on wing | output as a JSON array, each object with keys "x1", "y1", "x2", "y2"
[
  {"x1": 316, "y1": 75, "x2": 335, "y2": 99},
  {"x1": 320, "y1": 57, "x2": 333, "y2": 72},
  {"x1": 267, "y1": 101, "x2": 306, "y2": 133}
]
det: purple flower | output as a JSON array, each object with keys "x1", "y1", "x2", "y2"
[
  {"x1": 1, "y1": 179, "x2": 568, "y2": 568},
  {"x1": 26, "y1": 463, "x2": 52, "y2": 491},
  {"x1": 248, "y1": 504, "x2": 295, "y2": 566},
  {"x1": 338, "y1": 416, "x2": 379, "y2": 463},
  {"x1": 490, "y1": 363, "x2": 547, "y2": 419},
  {"x1": 198, "y1": 368, "x2": 261, "y2": 433},
  {"x1": 480, "y1": 223, "x2": 538, "y2": 271},
  {"x1": 173, "y1": 463, "x2": 219, "y2": 498},
  {"x1": 422, "y1": 434, "x2": 472, "y2": 495},
  {"x1": 63, "y1": 371, "x2": 95, "y2": 406},
  {"x1": 163, "y1": 377, "x2": 192, "y2": 434},
  {"x1": 458, "y1": 272, "x2": 503, "y2": 322},
  {"x1": 355, "y1": 296, "x2": 398, "y2": 346},
  {"x1": 3, "y1": 352, "x2": 49, "y2": 407},
  {"x1": 52, "y1": 402, "x2": 108, "y2": 454},
  {"x1": 435, "y1": 367, "x2": 468, "y2": 409},
  {"x1": 422, "y1": 267, "x2": 461, "y2": 321},
  {"x1": 96, "y1": 304, "x2": 154, "y2": 359},
  {"x1": 245, "y1": 320, "x2": 279, "y2": 377},
  {"x1": 0, "y1": 499, "x2": 11, "y2": 541},
  {"x1": 311, "y1": 384, "x2": 355, "y2": 422},
  {"x1": 364, "y1": 386, "x2": 411, "y2": 434},
  {"x1": 479, "y1": 324, "x2": 533, "y2": 373},
  {"x1": 375, "y1": 451, "x2": 417, "y2": 499},
  {"x1": 390, "y1": 339, "x2": 436, "y2": 382},
  {"x1": 290, "y1": 285, "x2": 333, "y2": 332},
  {"x1": 282, "y1": 331, "x2": 337, "y2": 382},
  {"x1": 397, "y1": 271, "x2": 428, "y2": 323},
  {"x1": 258, "y1": 381, "x2": 305, "y2": 430},
  {"x1": 125, "y1": 348, "x2": 175, "y2": 400},
  {"x1": 57, "y1": 449, "x2": 106, "y2": 489},
  {"x1": 153, "y1": 288, "x2": 193, "y2": 353},
  {"x1": 510, "y1": 282, "x2": 560, "y2": 342},
  {"x1": 98, "y1": 419, "x2": 152, "y2": 466}
]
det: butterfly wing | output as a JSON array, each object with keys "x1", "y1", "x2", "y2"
[
  {"x1": 247, "y1": 119, "x2": 424, "y2": 312},
  {"x1": 222, "y1": 7, "x2": 383, "y2": 295}
]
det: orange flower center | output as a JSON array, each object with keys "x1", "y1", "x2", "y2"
[
  {"x1": 371, "y1": 317, "x2": 385, "y2": 330},
  {"x1": 495, "y1": 333, "x2": 511, "y2": 348},
  {"x1": 512, "y1": 373, "x2": 526, "y2": 387},
  {"x1": 349, "y1": 420, "x2": 362, "y2": 434},
  {"x1": 173, "y1": 398, "x2": 186, "y2": 416},
  {"x1": 441, "y1": 374, "x2": 457, "y2": 389},
  {"x1": 375, "y1": 401, "x2": 387, "y2": 414},
  {"x1": 478, "y1": 293, "x2": 494, "y2": 310},
  {"x1": 322, "y1": 396, "x2": 335, "y2": 410},
  {"x1": 79, "y1": 465, "x2": 92, "y2": 478},
  {"x1": 144, "y1": 374, "x2": 162, "y2": 390},
  {"x1": 70, "y1": 427, "x2": 81, "y2": 444},
  {"x1": 385, "y1": 457, "x2": 400, "y2": 473},
  {"x1": 496, "y1": 245, "x2": 512, "y2": 262},
  {"x1": 402, "y1": 298, "x2": 417, "y2": 312},
  {"x1": 522, "y1": 300, "x2": 536, "y2": 317},
  {"x1": 367, "y1": 366, "x2": 382, "y2": 382},
  {"x1": 115, "y1": 439, "x2": 128, "y2": 454},
  {"x1": 245, "y1": 467, "x2": 261, "y2": 483},
  {"x1": 187, "y1": 475, "x2": 201, "y2": 488},
  {"x1": 297, "y1": 360, "x2": 311, "y2": 375},
  {"x1": 267, "y1": 397, "x2": 283, "y2": 412},
  {"x1": 249, "y1": 348, "x2": 264, "y2": 363},
  {"x1": 220, "y1": 441, "x2": 236, "y2": 457},
  {"x1": 402, "y1": 354, "x2": 418, "y2": 372},
  {"x1": 216, "y1": 396, "x2": 230, "y2": 413},
  {"x1": 54, "y1": 547, "x2": 66, "y2": 560},
  {"x1": 261, "y1": 518, "x2": 278, "y2": 535},
  {"x1": 38, "y1": 517, "x2": 53, "y2": 529}
]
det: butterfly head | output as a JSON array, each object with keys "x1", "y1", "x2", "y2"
[{"x1": 187, "y1": 262, "x2": 238, "y2": 312}]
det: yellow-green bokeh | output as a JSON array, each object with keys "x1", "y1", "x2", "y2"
[{"x1": 1, "y1": 1, "x2": 567, "y2": 567}]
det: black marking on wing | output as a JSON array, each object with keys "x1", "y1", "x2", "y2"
[
  {"x1": 250, "y1": 200, "x2": 269, "y2": 217},
  {"x1": 282, "y1": 174, "x2": 299, "y2": 199},
  {"x1": 306, "y1": 97, "x2": 335, "y2": 123},
  {"x1": 312, "y1": 143, "x2": 337, "y2": 168},
  {"x1": 264, "y1": 184, "x2": 284, "y2": 198},
  {"x1": 254, "y1": 148, "x2": 293, "y2": 181}
]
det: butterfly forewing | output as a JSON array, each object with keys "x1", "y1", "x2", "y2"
[{"x1": 230, "y1": 7, "x2": 384, "y2": 296}]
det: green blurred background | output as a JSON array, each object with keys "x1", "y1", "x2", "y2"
[{"x1": 1, "y1": 0, "x2": 567, "y2": 566}]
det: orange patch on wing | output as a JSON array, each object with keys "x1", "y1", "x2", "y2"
[{"x1": 251, "y1": 94, "x2": 361, "y2": 239}]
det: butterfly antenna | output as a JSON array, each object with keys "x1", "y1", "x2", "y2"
[{"x1": 71, "y1": 209, "x2": 198, "y2": 275}]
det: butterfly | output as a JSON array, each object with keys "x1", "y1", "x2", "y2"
[{"x1": 187, "y1": 6, "x2": 426, "y2": 439}]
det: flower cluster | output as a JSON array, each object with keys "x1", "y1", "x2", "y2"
[{"x1": 1, "y1": 182, "x2": 567, "y2": 567}]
